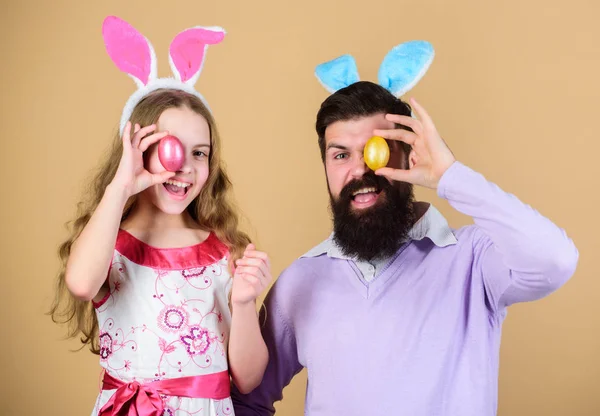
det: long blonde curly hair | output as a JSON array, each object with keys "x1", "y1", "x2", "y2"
[{"x1": 49, "y1": 89, "x2": 251, "y2": 354}]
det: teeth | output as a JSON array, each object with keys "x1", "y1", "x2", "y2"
[
  {"x1": 165, "y1": 180, "x2": 191, "y2": 188},
  {"x1": 353, "y1": 187, "x2": 376, "y2": 196}
]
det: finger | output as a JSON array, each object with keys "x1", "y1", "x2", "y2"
[
  {"x1": 251, "y1": 267, "x2": 271, "y2": 288},
  {"x1": 239, "y1": 266, "x2": 270, "y2": 289},
  {"x1": 132, "y1": 124, "x2": 157, "y2": 148},
  {"x1": 375, "y1": 167, "x2": 417, "y2": 184},
  {"x1": 236, "y1": 258, "x2": 264, "y2": 267},
  {"x1": 235, "y1": 265, "x2": 266, "y2": 280},
  {"x1": 240, "y1": 250, "x2": 270, "y2": 268},
  {"x1": 409, "y1": 98, "x2": 435, "y2": 129},
  {"x1": 150, "y1": 171, "x2": 176, "y2": 185},
  {"x1": 235, "y1": 258, "x2": 269, "y2": 277},
  {"x1": 139, "y1": 130, "x2": 170, "y2": 152},
  {"x1": 258, "y1": 267, "x2": 272, "y2": 286},
  {"x1": 373, "y1": 128, "x2": 418, "y2": 145},
  {"x1": 241, "y1": 274, "x2": 261, "y2": 288},
  {"x1": 122, "y1": 122, "x2": 133, "y2": 148},
  {"x1": 241, "y1": 260, "x2": 272, "y2": 285},
  {"x1": 384, "y1": 114, "x2": 423, "y2": 136},
  {"x1": 132, "y1": 124, "x2": 141, "y2": 147}
]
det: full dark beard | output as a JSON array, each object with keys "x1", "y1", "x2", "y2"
[{"x1": 330, "y1": 172, "x2": 416, "y2": 262}]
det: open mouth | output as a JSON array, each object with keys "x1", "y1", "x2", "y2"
[
  {"x1": 163, "y1": 179, "x2": 191, "y2": 198},
  {"x1": 351, "y1": 186, "x2": 382, "y2": 206}
]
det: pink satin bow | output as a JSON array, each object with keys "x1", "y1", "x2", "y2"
[{"x1": 99, "y1": 370, "x2": 231, "y2": 416}]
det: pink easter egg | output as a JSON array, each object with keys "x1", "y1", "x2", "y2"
[{"x1": 158, "y1": 135, "x2": 185, "y2": 172}]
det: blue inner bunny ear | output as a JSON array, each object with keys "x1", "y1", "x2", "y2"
[
  {"x1": 378, "y1": 40, "x2": 434, "y2": 97},
  {"x1": 315, "y1": 54, "x2": 360, "y2": 93}
]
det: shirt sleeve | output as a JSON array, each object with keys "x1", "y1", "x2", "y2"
[{"x1": 437, "y1": 161, "x2": 579, "y2": 313}]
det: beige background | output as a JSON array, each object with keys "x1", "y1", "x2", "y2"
[{"x1": 1, "y1": 0, "x2": 598, "y2": 414}]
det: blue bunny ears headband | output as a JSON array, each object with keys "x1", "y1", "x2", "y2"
[{"x1": 314, "y1": 40, "x2": 434, "y2": 98}]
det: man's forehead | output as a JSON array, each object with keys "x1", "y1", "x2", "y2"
[{"x1": 325, "y1": 115, "x2": 394, "y2": 145}]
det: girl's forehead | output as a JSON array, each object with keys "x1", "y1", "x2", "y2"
[{"x1": 158, "y1": 107, "x2": 210, "y2": 145}]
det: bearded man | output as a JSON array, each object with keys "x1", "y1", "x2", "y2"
[{"x1": 231, "y1": 81, "x2": 578, "y2": 416}]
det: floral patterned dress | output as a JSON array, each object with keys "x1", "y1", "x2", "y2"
[{"x1": 91, "y1": 229, "x2": 234, "y2": 416}]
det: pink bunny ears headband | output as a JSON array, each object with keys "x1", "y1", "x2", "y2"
[{"x1": 102, "y1": 16, "x2": 225, "y2": 135}]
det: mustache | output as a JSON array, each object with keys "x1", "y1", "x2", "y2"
[
  {"x1": 330, "y1": 171, "x2": 416, "y2": 261},
  {"x1": 338, "y1": 172, "x2": 392, "y2": 201}
]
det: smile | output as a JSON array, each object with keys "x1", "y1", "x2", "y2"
[{"x1": 163, "y1": 179, "x2": 192, "y2": 200}]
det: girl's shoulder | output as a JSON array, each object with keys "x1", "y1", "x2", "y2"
[{"x1": 115, "y1": 229, "x2": 229, "y2": 270}]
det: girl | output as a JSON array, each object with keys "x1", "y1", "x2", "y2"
[{"x1": 50, "y1": 16, "x2": 270, "y2": 415}]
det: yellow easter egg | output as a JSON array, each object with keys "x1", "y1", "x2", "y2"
[{"x1": 364, "y1": 136, "x2": 390, "y2": 171}]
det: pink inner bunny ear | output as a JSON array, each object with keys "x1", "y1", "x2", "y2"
[
  {"x1": 102, "y1": 16, "x2": 152, "y2": 85},
  {"x1": 169, "y1": 27, "x2": 225, "y2": 83}
]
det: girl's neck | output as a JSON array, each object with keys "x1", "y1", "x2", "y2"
[
  {"x1": 123, "y1": 200, "x2": 201, "y2": 232},
  {"x1": 121, "y1": 200, "x2": 211, "y2": 249}
]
